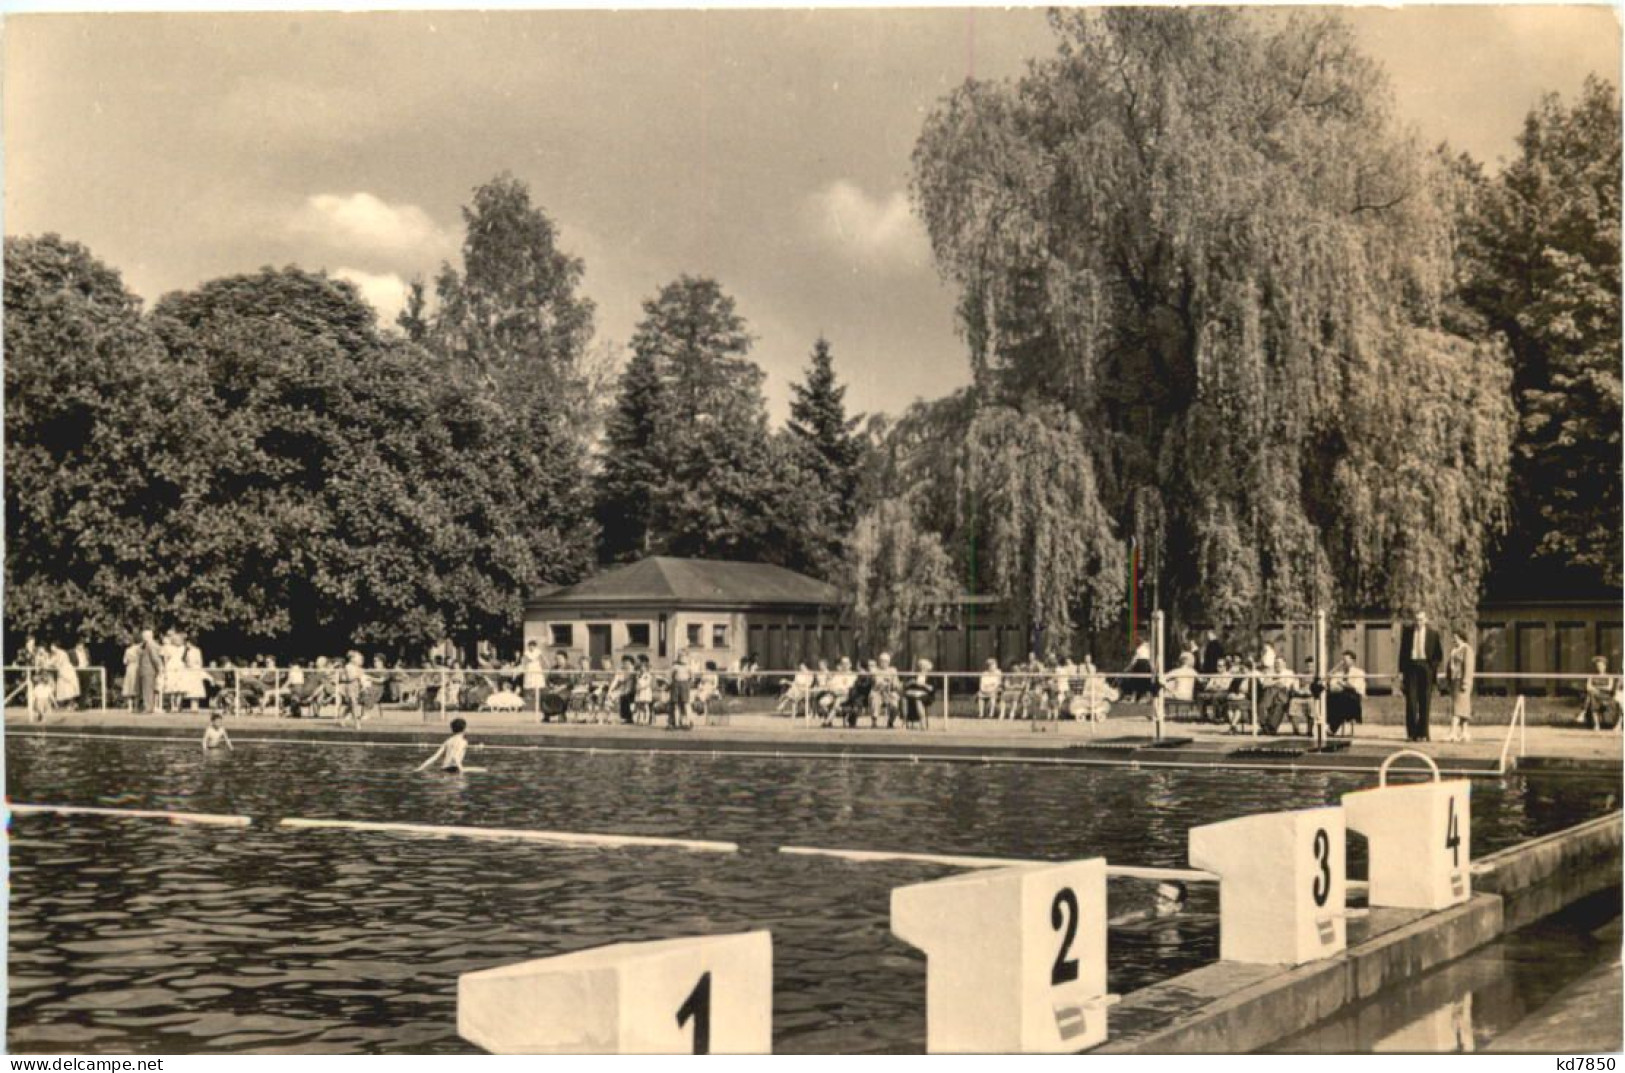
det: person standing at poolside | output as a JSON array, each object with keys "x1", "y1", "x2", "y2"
[
  {"x1": 137, "y1": 628, "x2": 164, "y2": 714},
  {"x1": 669, "y1": 648, "x2": 692, "y2": 728},
  {"x1": 520, "y1": 640, "x2": 545, "y2": 715},
  {"x1": 1399, "y1": 610, "x2": 1443, "y2": 743},
  {"x1": 1444, "y1": 628, "x2": 1475, "y2": 743},
  {"x1": 122, "y1": 634, "x2": 141, "y2": 711},
  {"x1": 49, "y1": 642, "x2": 80, "y2": 709}
]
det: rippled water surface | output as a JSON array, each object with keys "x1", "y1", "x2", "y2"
[{"x1": 6, "y1": 733, "x2": 1617, "y2": 1053}]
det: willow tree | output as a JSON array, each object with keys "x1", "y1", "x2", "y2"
[
  {"x1": 959, "y1": 405, "x2": 1126, "y2": 644},
  {"x1": 913, "y1": 8, "x2": 1514, "y2": 629},
  {"x1": 842, "y1": 499, "x2": 958, "y2": 655}
]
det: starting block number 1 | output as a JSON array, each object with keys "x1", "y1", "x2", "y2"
[{"x1": 676, "y1": 971, "x2": 711, "y2": 1053}]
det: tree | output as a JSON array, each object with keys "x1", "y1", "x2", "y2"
[
  {"x1": 958, "y1": 406, "x2": 1127, "y2": 642},
  {"x1": 788, "y1": 336, "x2": 864, "y2": 531},
  {"x1": 430, "y1": 173, "x2": 595, "y2": 393},
  {"x1": 151, "y1": 266, "x2": 594, "y2": 654},
  {"x1": 841, "y1": 500, "x2": 958, "y2": 654},
  {"x1": 912, "y1": 8, "x2": 1515, "y2": 627},
  {"x1": 3, "y1": 235, "x2": 216, "y2": 646},
  {"x1": 598, "y1": 349, "x2": 665, "y2": 561},
  {"x1": 596, "y1": 276, "x2": 835, "y2": 573},
  {"x1": 1462, "y1": 77, "x2": 1622, "y2": 592}
]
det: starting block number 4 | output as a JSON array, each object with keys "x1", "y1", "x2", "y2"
[
  {"x1": 1343, "y1": 779, "x2": 1471, "y2": 910},
  {"x1": 457, "y1": 931, "x2": 772, "y2": 1054},
  {"x1": 1189, "y1": 806, "x2": 1347, "y2": 965},
  {"x1": 891, "y1": 859, "x2": 1111, "y2": 1053}
]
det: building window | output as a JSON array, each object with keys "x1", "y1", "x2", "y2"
[
  {"x1": 626, "y1": 623, "x2": 651, "y2": 648},
  {"x1": 712, "y1": 624, "x2": 729, "y2": 649},
  {"x1": 686, "y1": 623, "x2": 704, "y2": 648},
  {"x1": 550, "y1": 624, "x2": 573, "y2": 648}
]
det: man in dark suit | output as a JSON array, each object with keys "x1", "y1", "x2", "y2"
[
  {"x1": 1199, "y1": 629, "x2": 1225, "y2": 677},
  {"x1": 1398, "y1": 610, "x2": 1443, "y2": 742}
]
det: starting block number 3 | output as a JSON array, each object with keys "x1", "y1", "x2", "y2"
[{"x1": 1190, "y1": 806, "x2": 1347, "y2": 965}]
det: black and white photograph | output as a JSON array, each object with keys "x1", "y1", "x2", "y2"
[{"x1": 3, "y1": 3, "x2": 1622, "y2": 1058}]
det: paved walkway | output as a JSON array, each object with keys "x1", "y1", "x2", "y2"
[{"x1": 9, "y1": 705, "x2": 1620, "y2": 775}]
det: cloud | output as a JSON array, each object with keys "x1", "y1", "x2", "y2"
[
  {"x1": 333, "y1": 267, "x2": 409, "y2": 325},
  {"x1": 290, "y1": 192, "x2": 447, "y2": 258},
  {"x1": 805, "y1": 180, "x2": 931, "y2": 272}
]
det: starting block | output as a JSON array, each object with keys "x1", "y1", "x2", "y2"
[
  {"x1": 457, "y1": 931, "x2": 772, "y2": 1054},
  {"x1": 1190, "y1": 806, "x2": 1346, "y2": 964},
  {"x1": 891, "y1": 859, "x2": 1112, "y2": 1053},
  {"x1": 1343, "y1": 778, "x2": 1471, "y2": 910}
]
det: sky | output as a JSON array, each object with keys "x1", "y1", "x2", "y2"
[{"x1": 5, "y1": 6, "x2": 1620, "y2": 422}]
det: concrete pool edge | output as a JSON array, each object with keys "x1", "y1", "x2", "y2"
[
  {"x1": 8, "y1": 715, "x2": 1620, "y2": 778},
  {"x1": 1092, "y1": 812, "x2": 1624, "y2": 1054}
]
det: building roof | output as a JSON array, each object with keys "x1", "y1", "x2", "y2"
[{"x1": 529, "y1": 557, "x2": 842, "y2": 609}]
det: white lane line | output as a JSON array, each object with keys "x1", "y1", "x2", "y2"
[
  {"x1": 777, "y1": 845, "x2": 1216, "y2": 880},
  {"x1": 776, "y1": 846, "x2": 1371, "y2": 889},
  {"x1": 9, "y1": 803, "x2": 251, "y2": 827},
  {"x1": 278, "y1": 816, "x2": 738, "y2": 853}
]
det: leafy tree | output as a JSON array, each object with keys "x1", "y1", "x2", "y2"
[
  {"x1": 841, "y1": 499, "x2": 958, "y2": 654},
  {"x1": 153, "y1": 266, "x2": 599, "y2": 653},
  {"x1": 431, "y1": 173, "x2": 595, "y2": 393},
  {"x1": 3, "y1": 235, "x2": 216, "y2": 646},
  {"x1": 912, "y1": 8, "x2": 1515, "y2": 627},
  {"x1": 958, "y1": 405, "x2": 1127, "y2": 641},
  {"x1": 1462, "y1": 77, "x2": 1622, "y2": 592},
  {"x1": 788, "y1": 336, "x2": 864, "y2": 531}
]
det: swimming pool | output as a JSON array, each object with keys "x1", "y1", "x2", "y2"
[{"x1": 6, "y1": 733, "x2": 1617, "y2": 1053}]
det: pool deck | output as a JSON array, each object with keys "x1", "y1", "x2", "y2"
[{"x1": 7, "y1": 705, "x2": 1620, "y2": 777}]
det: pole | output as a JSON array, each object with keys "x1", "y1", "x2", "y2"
[
  {"x1": 1151, "y1": 609, "x2": 1165, "y2": 741},
  {"x1": 99, "y1": 666, "x2": 107, "y2": 714},
  {"x1": 1314, "y1": 610, "x2": 1328, "y2": 749},
  {"x1": 273, "y1": 668, "x2": 282, "y2": 718},
  {"x1": 232, "y1": 668, "x2": 240, "y2": 719},
  {"x1": 1250, "y1": 672, "x2": 1259, "y2": 737}
]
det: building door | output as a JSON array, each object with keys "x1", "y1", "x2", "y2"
[{"x1": 588, "y1": 624, "x2": 612, "y2": 664}]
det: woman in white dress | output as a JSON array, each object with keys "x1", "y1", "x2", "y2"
[
  {"x1": 160, "y1": 632, "x2": 185, "y2": 713},
  {"x1": 50, "y1": 643, "x2": 80, "y2": 707},
  {"x1": 181, "y1": 637, "x2": 209, "y2": 710}
]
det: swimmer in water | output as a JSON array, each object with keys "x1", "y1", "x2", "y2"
[
  {"x1": 415, "y1": 717, "x2": 469, "y2": 774},
  {"x1": 1109, "y1": 881, "x2": 1188, "y2": 926},
  {"x1": 202, "y1": 712, "x2": 233, "y2": 752}
]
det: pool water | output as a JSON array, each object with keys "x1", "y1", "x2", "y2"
[
  {"x1": 6, "y1": 733, "x2": 1618, "y2": 1053},
  {"x1": 1268, "y1": 889, "x2": 1622, "y2": 1053}
]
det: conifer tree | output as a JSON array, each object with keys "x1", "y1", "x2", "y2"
[{"x1": 788, "y1": 336, "x2": 864, "y2": 531}]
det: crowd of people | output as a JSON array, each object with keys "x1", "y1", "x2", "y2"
[{"x1": 13, "y1": 615, "x2": 1624, "y2": 740}]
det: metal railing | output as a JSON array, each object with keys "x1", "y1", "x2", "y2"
[
  {"x1": 7, "y1": 662, "x2": 1621, "y2": 741},
  {"x1": 3, "y1": 665, "x2": 107, "y2": 717}
]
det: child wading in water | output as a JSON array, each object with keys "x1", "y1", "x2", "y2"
[
  {"x1": 202, "y1": 713, "x2": 233, "y2": 752},
  {"x1": 416, "y1": 717, "x2": 470, "y2": 773}
]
